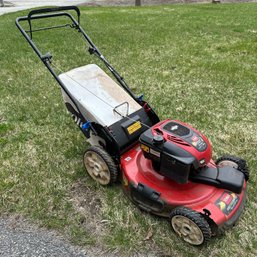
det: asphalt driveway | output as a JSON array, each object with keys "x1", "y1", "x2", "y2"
[{"x1": 0, "y1": 216, "x2": 88, "y2": 257}]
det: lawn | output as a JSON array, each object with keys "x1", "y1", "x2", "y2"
[{"x1": 0, "y1": 3, "x2": 257, "y2": 257}]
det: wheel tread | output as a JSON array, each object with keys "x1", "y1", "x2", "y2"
[
  {"x1": 84, "y1": 146, "x2": 118, "y2": 185},
  {"x1": 170, "y1": 207, "x2": 212, "y2": 245}
]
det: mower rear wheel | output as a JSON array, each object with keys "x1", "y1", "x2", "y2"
[
  {"x1": 216, "y1": 155, "x2": 249, "y2": 181},
  {"x1": 170, "y1": 207, "x2": 211, "y2": 246},
  {"x1": 83, "y1": 146, "x2": 118, "y2": 186}
]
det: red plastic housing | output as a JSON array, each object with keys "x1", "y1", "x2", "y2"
[{"x1": 121, "y1": 144, "x2": 246, "y2": 227}]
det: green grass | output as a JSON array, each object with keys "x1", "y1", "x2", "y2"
[{"x1": 1, "y1": 3, "x2": 257, "y2": 256}]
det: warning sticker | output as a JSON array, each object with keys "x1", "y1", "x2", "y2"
[
  {"x1": 215, "y1": 191, "x2": 240, "y2": 216},
  {"x1": 140, "y1": 144, "x2": 150, "y2": 153},
  {"x1": 127, "y1": 121, "x2": 142, "y2": 135}
]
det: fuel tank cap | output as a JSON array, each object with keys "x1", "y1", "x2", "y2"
[{"x1": 153, "y1": 135, "x2": 164, "y2": 144}]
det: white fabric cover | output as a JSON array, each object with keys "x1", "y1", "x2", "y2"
[{"x1": 59, "y1": 64, "x2": 141, "y2": 126}]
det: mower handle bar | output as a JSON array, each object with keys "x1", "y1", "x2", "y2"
[
  {"x1": 16, "y1": 6, "x2": 138, "y2": 122},
  {"x1": 28, "y1": 6, "x2": 80, "y2": 25},
  {"x1": 16, "y1": 11, "x2": 82, "y2": 58},
  {"x1": 25, "y1": 6, "x2": 80, "y2": 39}
]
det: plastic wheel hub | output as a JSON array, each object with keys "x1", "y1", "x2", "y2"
[
  {"x1": 84, "y1": 151, "x2": 111, "y2": 185},
  {"x1": 171, "y1": 215, "x2": 204, "y2": 245}
]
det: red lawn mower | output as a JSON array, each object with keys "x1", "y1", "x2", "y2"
[{"x1": 16, "y1": 6, "x2": 249, "y2": 245}]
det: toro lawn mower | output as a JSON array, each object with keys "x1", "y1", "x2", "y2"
[{"x1": 16, "y1": 6, "x2": 249, "y2": 245}]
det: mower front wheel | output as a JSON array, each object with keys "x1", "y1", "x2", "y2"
[
  {"x1": 83, "y1": 146, "x2": 118, "y2": 186},
  {"x1": 216, "y1": 155, "x2": 249, "y2": 181},
  {"x1": 170, "y1": 207, "x2": 211, "y2": 246}
]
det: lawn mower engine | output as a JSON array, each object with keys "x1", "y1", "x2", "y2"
[
  {"x1": 140, "y1": 118, "x2": 246, "y2": 194},
  {"x1": 140, "y1": 119, "x2": 212, "y2": 184}
]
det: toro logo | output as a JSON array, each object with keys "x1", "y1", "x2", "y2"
[{"x1": 71, "y1": 113, "x2": 83, "y2": 128}]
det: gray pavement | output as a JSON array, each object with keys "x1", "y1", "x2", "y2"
[
  {"x1": 0, "y1": 0, "x2": 89, "y2": 15},
  {"x1": 0, "y1": 217, "x2": 88, "y2": 257}
]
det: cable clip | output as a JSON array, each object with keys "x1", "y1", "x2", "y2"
[{"x1": 82, "y1": 121, "x2": 91, "y2": 131}]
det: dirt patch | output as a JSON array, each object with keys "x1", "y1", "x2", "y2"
[{"x1": 69, "y1": 180, "x2": 106, "y2": 237}]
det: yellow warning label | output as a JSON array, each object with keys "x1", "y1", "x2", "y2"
[
  {"x1": 140, "y1": 144, "x2": 150, "y2": 153},
  {"x1": 127, "y1": 121, "x2": 142, "y2": 135}
]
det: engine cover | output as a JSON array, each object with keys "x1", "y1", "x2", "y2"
[{"x1": 139, "y1": 119, "x2": 212, "y2": 184}]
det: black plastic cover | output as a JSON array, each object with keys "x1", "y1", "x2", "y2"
[
  {"x1": 140, "y1": 128, "x2": 198, "y2": 184},
  {"x1": 163, "y1": 121, "x2": 190, "y2": 137},
  {"x1": 190, "y1": 166, "x2": 245, "y2": 194},
  {"x1": 108, "y1": 108, "x2": 154, "y2": 155},
  {"x1": 162, "y1": 121, "x2": 207, "y2": 152}
]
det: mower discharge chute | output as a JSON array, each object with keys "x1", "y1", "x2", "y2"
[{"x1": 16, "y1": 6, "x2": 249, "y2": 246}]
